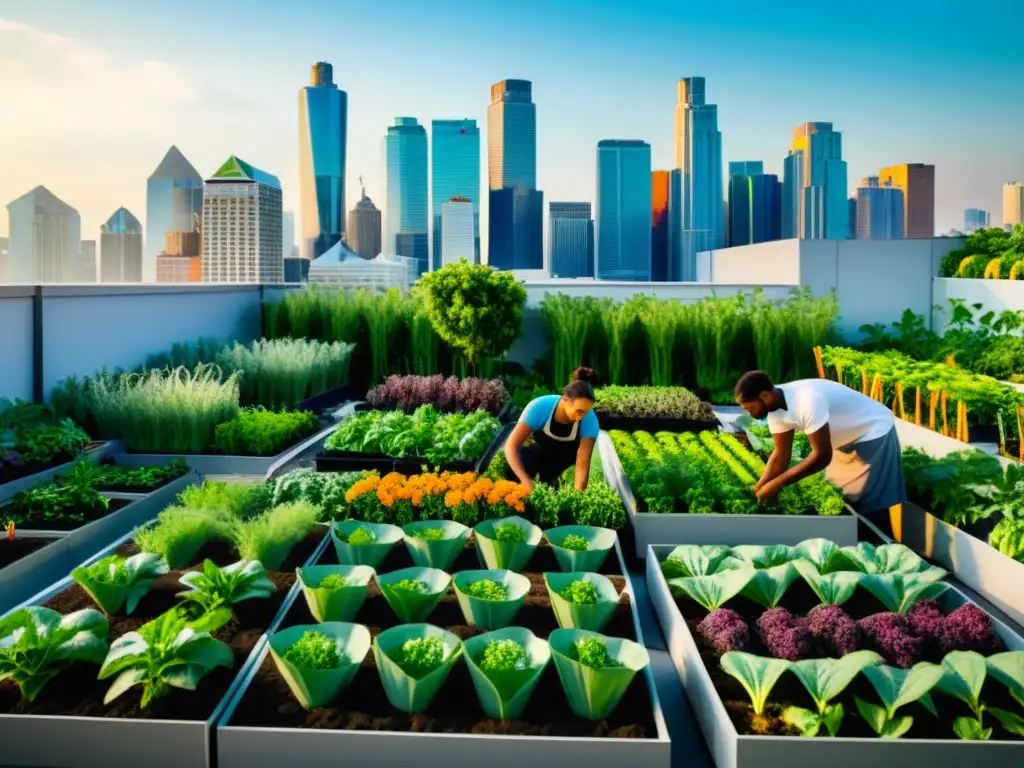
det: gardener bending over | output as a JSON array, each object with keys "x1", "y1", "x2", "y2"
[{"x1": 733, "y1": 371, "x2": 906, "y2": 534}]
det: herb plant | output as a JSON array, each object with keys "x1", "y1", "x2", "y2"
[
  {"x1": 494, "y1": 522, "x2": 526, "y2": 543},
  {"x1": 392, "y1": 636, "x2": 446, "y2": 678},
  {"x1": 3, "y1": 475, "x2": 110, "y2": 529},
  {"x1": 560, "y1": 534, "x2": 588, "y2": 551},
  {"x1": 559, "y1": 579, "x2": 599, "y2": 605},
  {"x1": 318, "y1": 574, "x2": 346, "y2": 589},
  {"x1": 480, "y1": 638, "x2": 529, "y2": 671},
  {"x1": 340, "y1": 527, "x2": 376, "y2": 546},
  {"x1": 464, "y1": 579, "x2": 508, "y2": 601},
  {"x1": 411, "y1": 527, "x2": 446, "y2": 541},
  {"x1": 212, "y1": 408, "x2": 319, "y2": 457},
  {"x1": 177, "y1": 559, "x2": 276, "y2": 616},
  {"x1": 572, "y1": 636, "x2": 622, "y2": 669},
  {"x1": 282, "y1": 630, "x2": 344, "y2": 669}
]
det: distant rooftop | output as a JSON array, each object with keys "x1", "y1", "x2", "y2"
[
  {"x1": 6, "y1": 185, "x2": 78, "y2": 215},
  {"x1": 148, "y1": 145, "x2": 202, "y2": 183},
  {"x1": 208, "y1": 156, "x2": 281, "y2": 189},
  {"x1": 101, "y1": 207, "x2": 143, "y2": 235}
]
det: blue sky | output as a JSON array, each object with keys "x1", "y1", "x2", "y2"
[{"x1": 1, "y1": 0, "x2": 1022, "y2": 243}]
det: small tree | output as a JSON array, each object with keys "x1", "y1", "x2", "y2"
[{"x1": 419, "y1": 261, "x2": 527, "y2": 371}]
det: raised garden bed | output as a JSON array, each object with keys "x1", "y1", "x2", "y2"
[
  {"x1": 599, "y1": 431, "x2": 857, "y2": 559},
  {"x1": 87, "y1": 459, "x2": 191, "y2": 495},
  {"x1": 646, "y1": 541, "x2": 1024, "y2": 767},
  {"x1": 0, "y1": 471, "x2": 198, "y2": 614},
  {"x1": 593, "y1": 385, "x2": 720, "y2": 435},
  {"x1": 0, "y1": 441, "x2": 116, "y2": 503},
  {"x1": 0, "y1": 525, "x2": 330, "y2": 768},
  {"x1": 215, "y1": 533, "x2": 670, "y2": 767},
  {"x1": 298, "y1": 384, "x2": 358, "y2": 417}
]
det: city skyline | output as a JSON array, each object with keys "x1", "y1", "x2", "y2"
[{"x1": 1, "y1": 1, "x2": 1022, "y2": 249}]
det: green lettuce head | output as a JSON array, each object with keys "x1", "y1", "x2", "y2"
[
  {"x1": 331, "y1": 520, "x2": 403, "y2": 569},
  {"x1": 269, "y1": 622, "x2": 371, "y2": 710},
  {"x1": 474, "y1": 516, "x2": 542, "y2": 571},
  {"x1": 464, "y1": 627, "x2": 551, "y2": 721},
  {"x1": 296, "y1": 565, "x2": 375, "y2": 623},
  {"x1": 453, "y1": 569, "x2": 531, "y2": 630},
  {"x1": 548, "y1": 628, "x2": 650, "y2": 720},
  {"x1": 372, "y1": 624, "x2": 463, "y2": 713}
]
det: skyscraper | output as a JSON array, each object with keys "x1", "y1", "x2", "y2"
[
  {"x1": 964, "y1": 208, "x2": 991, "y2": 233},
  {"x1": 487, "y1": 80, "x2": 542, "y2": 269},
  {"x1": 298, "y1": 61, "x2": 347, "y2": 259},
  {"x1": 1004, "y1": 182, "x2": 1024, "y2": 228},
  {"x1": 785, "y1": 123, "x2": 848, "y2": 239},
  {"x1": 78, "y1": 239, "x2": 97, "y2": 283},
  {"x1": 669, "y1": 77, "x2": 723, "y2": 281},
  {"x1": 729, "y1": 170, "x2": 782, "y2": 246},
  {"x1": 855, "y1": 178, "x2": 904, "y2": 239},
  {"x1": 6, "y1": 186, "x2": 82, "y2": 284},
  {"x1": 282, "y1": 211, "x2": 296, "y2": 260},
  {"x1": 100, "y1": 206, "x2": 143, "y2": 283},
  {"x1": 548, "y1": 202, "x2": 594, "y2": 278},
  {"x1": 596, "y1": 140, "x2": 652, "y2": 281},
  {"x1": 432, "y1": 119, "x2": 480, "y2": 269},
  {"x1": 877, "y1": 164, "x2": 935, "y2": 238},
  {"x1": 201, "y1": 156, "x2": 283, "y2": 284},
  {"x1": 440, "y1": 197, "x2": 475, "y2": 267},
  {"x1": 347, "y1": 183, "x2": 382, "y2": 259},
  {"x1": 385, "y1": 117, "x2": 429, "y2": 275},
  {"x1": 145, "y1": 146, "x2": 202, "y2": 282},
  {"x1": 728, "y1": 161, "x2": 764, "y2": 178},
  {"x1": 651, "y1": 171, "x2": 670, "y2": 281}
]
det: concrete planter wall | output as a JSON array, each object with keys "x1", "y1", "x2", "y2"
[
  {"x1": 894, "y1": 419, "x2": 1015, "y2": 467},
  {"x1": 0, "y1": 441, "x2": 118, "y2": 503},
  {"x1": 113, "y1": 421, "x2": 339, "y2": 479},
  {"x1": 214, "y1": 536, "x2": 673, "y2": 768},
  {"x1": 894, "y1": 501, "x2": 1024, "y2": 628},
  {"x1": 598, "y1": 431, "x2": 858, "y2": 559},
  {"x1": 646, "y1": 543, "x2": 1024, "y2": 768},
  {"x1": 0, "y1": 471, "x2": 197, "y2": 614},
  {"x1": 0, "y1": 529, "x2": 331, "y2": 768}
]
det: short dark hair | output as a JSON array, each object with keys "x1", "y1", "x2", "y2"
[
  {"x1": 734, "y1": 370, "x2": 774, "y2": 401},
  {"x1": 563, "y1": 367, "x2": 599, "y2": 400}
]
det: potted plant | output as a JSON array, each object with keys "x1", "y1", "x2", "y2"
[
  {"x1": 268, "y1": 622, "x2": 371, "y2": 710},
  {"x1": 548, "y1": 628, "x2": 650, "y2": 720},
  {"x1": 401, "y1": 520, "x2": 470, "y2": 571},
  {"x1": 463, "y1": 627, "x2": 551, "y2": 721},
  {"x1": 371, "y1": 623, "x2": 463, "y2": 713},
  {"x1": 544, "y1": 572, "x2": 620, "y2": 632},
  {"x1": 331, "y1": 520, "x2": 403, "y2": 569},
  {"x1": 544, "y1": 525, "x2": 618, "y2": 573},
  {"x1": 296, "y1": 565, "x2": 375, "y2": 623},
  {"x1": 376, "y1": 567, "x2": 451, "y2": 623},
  {"x1": 452, "y1": 569, "x2": 532, "y2": 630},
  {"x1": 473, "y1": 515, "x2": 542, "y2": 571}
]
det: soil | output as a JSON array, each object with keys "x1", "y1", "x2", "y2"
[
  {"x1": 229, "y1": 539, "x2": 657, "y2": 739},
  {"x1": 0, "y1": 526, "x2": 326, "y2": 721},
  {"x1": 674, "y1": 581, "x2": 1022, "y2": 740},
  {"x1": 0, "y1": 443, "x2": 107, "y2": 486},
  {"x1": 0, "y1": 537, "x2": 54, "y2": 569}
]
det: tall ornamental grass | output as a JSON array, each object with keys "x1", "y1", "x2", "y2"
[
  {"x1": 84, "y1": 364, "x2": 240, "y2": 454},
  {"x1": 216, "y1": 338, "x2": 354, "y2": 410}
]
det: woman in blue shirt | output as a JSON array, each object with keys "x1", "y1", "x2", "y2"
[{"x1": 504, "y1": 367, "x2": 601, "y2": 492}]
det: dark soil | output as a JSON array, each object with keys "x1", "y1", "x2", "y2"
[
  {"x1": 0, "y1": 537, "x2": 54, "y2": 569},
  {"x1": 0, "y1": 444, "x2": 107, "y2": 486},
  {"x1": 0, "y1": 527, "x2": 326, "y2": 721},
  {"x1": 230, "y1": 539, "x2": 656, "y2": 739},
  {"x1": 674, "y1": 581, "x2": 1023, "y2": 740}
]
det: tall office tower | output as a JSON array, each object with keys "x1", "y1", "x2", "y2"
[
  {"x1": 669, "y1": 77, "x2": 724, "y2": 281},
  {"x1": 729, "y1": 161, "x2": 764, "y2": 178},
  {"x1": 855, "y1": 178, "x2": 904, "y2": 239},
  {"x1": 1004, "y1": 182, "x2": 1024, "y2": 228},
  {"x1": 100, "y1": 206, "x2": 143, "y2": 282},
  {"x1": 201, "y1": 156, "x2": 284, "y2": 284},
  {"x1": 877, "y1": 164, "x2": 935, "y2": 238},
  {"x1": 728, "y1": 171, "x2": 782, "y2": 246},
  {"x1": 385, "y1": 117, "x2": 429, "y2": 275},
  {"x1": 847, "y1": 198, "x2": 857, "y2": 239},
  {"x1": 487, "y1": 80, "x2": 542, "y2": 269},
  {"x1": 6, "y1": 186, "x2": 82, "y2": 283},
  {"x1": 548, "y1": 202, "x2": 594, "y2": 278},
  {"x1": 146, "y1": 145, "x2": 202, "y2": 282},
  {"x1": 651, "y1": 171, "x2": 670, "y2": 281},
  {"x1": 78, "y1": 240, "x2": 97, "y2": 282},
  {"x1": 596, "y1": 140, "x2": 652, "y2": 281},
  {"x1": 440, "y1": 197, "x2": 475, "y2": 267},
  {"x1": 964, "y1": 208, "x2": 991, "y2": 233},
  {"x1": 347, "y1": 183, "x2": 382, "y2": 259},
  {"x1": 784, "y1": 122, "x2": 848, "y2": 239},
  {"x1": 282, "y1": 211, "x2": 296, "y2": 260},
  {"x1": 432, "y1": 119, "x2": 480, "y2": 269},
  {"x1": 298, "y1": 61, "x2": 347, "y2": 259}
]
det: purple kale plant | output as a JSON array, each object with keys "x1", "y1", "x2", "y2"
[
  {"x1": 755, "y1": 607, "x2": 814, "y2": 661},
  {"x1": 806, "y1": 604, "x2": 862, "y2": 657},
  {"x1": 858, "y1": 612, "x2": 924, "y2": 668},
  {"x1": 697, "y1": 608, "x2": 750, "y2": 655},
  {"x1": 941, "y1": 604, "x2": 1002, "y2": 655},
  {"x1": 906, "y1": 599, "x2": 946, "y2": 654},
  {"x1": 366, "y1": 375, "x2": 507, "y2": 415}
]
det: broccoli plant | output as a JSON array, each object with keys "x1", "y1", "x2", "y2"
[
  {"x1": 0, "y1": 607, "x2": 109, "y2": 701},
  {"x1": 99, "y1": 607, "x2": 234, "y2": 707}
]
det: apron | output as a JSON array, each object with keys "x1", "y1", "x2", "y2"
[
  {"x1": 825, "y1": 425, "x2": 907, "y2": 518},
  {"x1": 517, "y1": 404, "x2": 582, "y2": 484}
]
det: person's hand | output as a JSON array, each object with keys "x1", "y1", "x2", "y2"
[
  {"x1": 755, "y1": 478, "x2": 783, "y2": 503},
  {"x1": 521, "y1": 477, "x2": 534, "y2": 494}
]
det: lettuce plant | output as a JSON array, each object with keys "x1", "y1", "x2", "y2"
[
  {"x1": 559, "y1": 580, "x2": 599, "y2": 605},
  {"x1": 572, "y1": 636, "x2": 622, "y2": 668},
  {"x1": 668, "y1": 568, "x2": 754, "y2": 612},
  {"x1": 377, "y1": 567, "x2": 451, "y2": 623},
  {"x1": 481, "y1": 638, "x2": 529, "y2": 671},
  {"x1": 860, "y1": 570, "x2": 950, "y2": 614},
  {"x1": 853, "y1": 661, "x2": 943, "y2": 738},
  {"x1": 177, "y1": 559, "x2": 276, "y2": 619},
  {"x1": 494, "y1": 523, "x2": 526, "y2": 544},
  {"x1": 269, "y1": 622, "x2": 370, "y2": 711},
  {"x1": 0, "y1": 607, "x2": 109, "y2": 701},
  {"x1": 393, "y1": 636, "x2": 446, "y2": 679},
  {"x1": 660, "y1": 544, "x2": 733, "y2": 579},
  {"x1": 838, "y1": 542, "x2": 929, "y2": 575},
  {"x1": 697, "y1": 609, "x2": 750, "y2": 654},
  {"x1": 719, "y1": 651, "x2": 791, "y2": 720},
  {"x1": 740, "y1": 563, "x2": 800, "y2": 609},
  {"x1": 549, "y1": 628, "x2": 649, "y2": 720},
  {"x1": 782, "y1": 651, "x2": 883, "y2": 737},
  {"x1": 560, "y1": 534, "x2": 588, "y2": 551},
  {"x1": 793, "y1": 560, "x2": 863, "y2": 606},
  {"x1": 282, "y1": 630, "x2": 344, "y2": 669},
  {"x1": 725, "y1": 544, "x2": 796, "y2": 570},
  {"x1": 411, "y1": 528, "x2": 445, "y2": 541},
  {"x1": 464, "y1": 579, "x2": 508, "y2": 601},
  {"x1": 341, "y1": 527, "x2": 376, "y2": 545},
  {"x1": 986, "y1": 651, "x2": 1024, "y2": 737},
  {"x1": 320, "y1": 574, "x2": 346, "y2": 589},
  {"x1": 72, "y1": 552, "x2": 168, "y2": 615},
  {"x1": 465, "y1": 628, "x2": 550, "y2": 722},
  {"x1": 935, "y1": 651, "x2": 992, "y2": 740},
  {"x1": 99, "y1": 607, "x2": 234, "y2": 708}
]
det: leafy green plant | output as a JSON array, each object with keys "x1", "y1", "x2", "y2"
[
  {"x1": 559, "y1": 579, "x2": 599, "y2": 605},
  {"x1": 793, "y1": 560, "x2": 863, "y2": 606},
  {"x1": 72, "y1": 553, "x2": 169, "y2": 615},
  {"x1": 853, "y1": 661, "x2": 944, "y2": 738},
  {"x1": 560, "y1": 534, "x2": 588, "y2": 551},
  {"x1": 0, "y1": 607, "x2": 109, "y2": 701},
  {"x1": 392, "y1": 636, "x2": 446, "y2": 679},
  {"x1": 782, "y1": 651, "x2": 883, "y2": 737},
  {"x1": 212, "y1": 408, "x2": 319, "y2": 456},
  {"x1": 3, "y1": 475, "x2": 110, "y2": 529},
  {"x1": 594, "y1": 386, "x2": 715, "y2": 422},
  {"x1": 82, "y1": 459, "x2": 189, "y2": 491},
  {"x1": 668, "y1": 568, "x2": 754, "y2": 612},
  {"x1": 132, "y1": 506, "x2": 237, "y2": 570},
  {"x1": 319, "y1": 574, "x2": 346, "y2": 589},
  {"x1": 481, "y1": 638, "x2": 529, "y2": 671},
  {"x1": 340, "y1": 527, "x2": 376, "y2": 545},
  {"x1": 661, "y1": 544, "x2": 734, "y2": 579},
  {"x1": 99, "y1": 607, "x2": 234, "y2": 707},
  {"x1": 720, "y1": 651, "x2": 792, "y2": 717},
  {"x1": 494, "y1": 522, "x2": 526, "y2": 543},
  {"x1": 571, "y1": 635, "x2": 622, "y2": 669},
  {"x1": 464, "y1": 579, "x2": 508, "y2": 601},
  {"x1": 282, "y1": 630, "x2": 344, "y2": 669},
  {"x1": 177, "y1": 559, "x2": 276, "y2": 618},
  {"x1": 859, "y1": 570, "x2": 950, "y2": 614},
  {"x1": 411, "y1": 527, "x2": 446, "y2": 541},
  {"x1": 230, "y1": 501, "x2": 321, "y2": 570},
  {"x1": 740, "y1": 563, "x2": 801, "y2": 609},
  {"x1": 176, "y1": 479, "x2": 274, "y2": 520}
]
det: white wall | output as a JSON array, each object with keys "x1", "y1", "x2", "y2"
[
  {"x1": 932, "y1": 277, "x2": 1024, "y2": 334},
  {"x1": 0, "y1": 287, "x2": 34, "y2": 401},
  {"x1": 696, "y1": 239, "x2": 800, "y2": 284}
]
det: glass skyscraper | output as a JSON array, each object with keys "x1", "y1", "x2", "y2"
[
  {"x1": 548, "y1": 202, "x2": 594, "y2": 278},
  {"x1": 298, "y1": 61, "x2": 347, "y2": 259},
  {"x1": 596, "y1": 140, "x2": 652, "y2": 281},
  {"x1": 385, "y1": 117, "x2": 429, "y2": 276},
  {"x1": 728, "y1": 163, "x2": 782, "y2": 246},
  {"x1": 651, "y1": 171, "x2": 670, "y2": 281},
  {"x1": 100, "y1": 206, "x2": 143, "y2": 283},
  {"x1": 487, "y1": 80, "x2": 542, "y2": 269},
  {"x1": 855, "y1": 178, "x2": 905, "y2": 239},
  {"x1": 145, "y1": 145, "x2": 202, "y2": 282},
  {"x1": 964, "y1": 208, "x2": 991, "y2": 232},
  {"x1": 785, "y1": 123, "x2": 848, "y2": 240},
  {"x1": 431, "y1": 119, "x2": 480, "y2": 270}
]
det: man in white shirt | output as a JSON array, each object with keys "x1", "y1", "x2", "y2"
[{"x1": 733, "y1": 370, "x2": 906, "y2": 532}]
